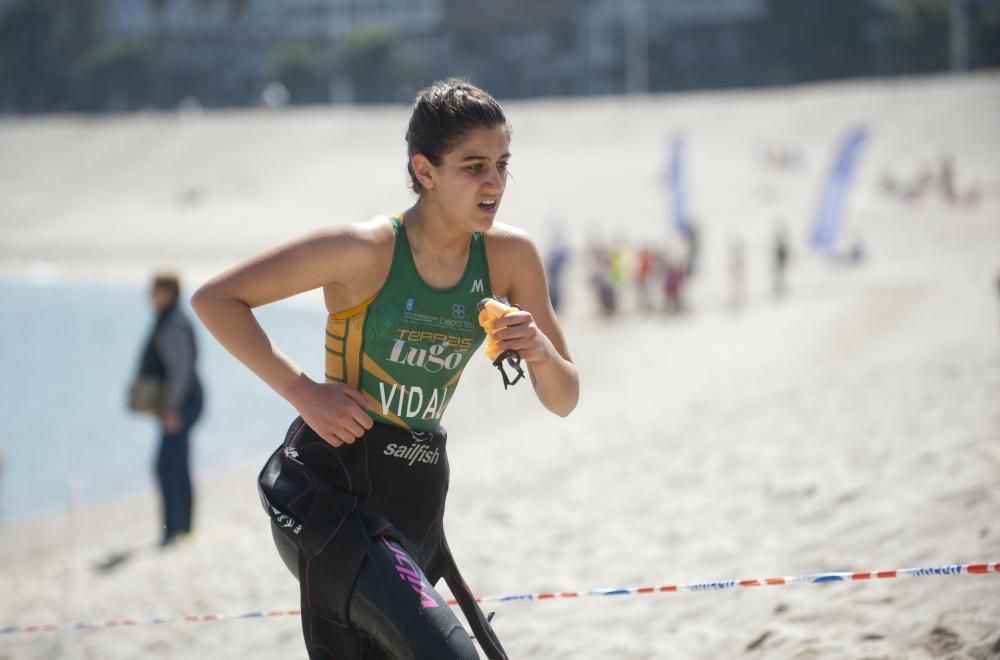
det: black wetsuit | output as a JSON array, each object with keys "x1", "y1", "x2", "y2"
[{"x1": 259, "y1": 418, "x2": 506, "y2": 660}]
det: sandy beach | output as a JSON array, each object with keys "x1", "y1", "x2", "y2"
[{"x1": 1, "y1": 72, "x2": 999, "y2": 659}]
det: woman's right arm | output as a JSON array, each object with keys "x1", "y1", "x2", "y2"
[{"x1": 190, "y1": 227, "x2": 376, "y2": 447}]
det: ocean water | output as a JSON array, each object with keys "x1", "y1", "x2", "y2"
[{"x1": 0, "y1": 279, "x2": 323, "y2": 521}]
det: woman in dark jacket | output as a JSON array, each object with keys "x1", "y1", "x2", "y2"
[{"x1": 137, "y1": 273, "x2": 203, "y2": 547}]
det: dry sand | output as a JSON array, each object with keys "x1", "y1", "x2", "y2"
[{"x1": 1, "y1": 73, "x2": 999, "y2": 659}]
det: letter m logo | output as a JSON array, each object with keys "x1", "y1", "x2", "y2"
[{"x1": 470, "y1": 278, "x2": 484, "y2": 294}]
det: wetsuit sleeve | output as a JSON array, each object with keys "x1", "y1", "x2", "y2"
[{"x1": 154, "y1": 314, "x2": 195, "y2": 413}]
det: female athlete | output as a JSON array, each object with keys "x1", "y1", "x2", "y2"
[{"x1": 192, "y1": 78, "x2": 579, "y2": 659}]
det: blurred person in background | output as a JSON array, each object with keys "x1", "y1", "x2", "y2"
[
  {"x1": 773, "y1": 222, "x2": 791, "y2": 297},
  {"x1": 609, "y1": 236, "x2": 630, "y2": 295},
  {"x1": 635, "y1": 244, "x2": 657, "y2": 313},
  {"x1": 663, "y1": 250, "x2": 688, "y2": 314},
  {"x1": 133, "y1": 273, "x2": 203, "y2": 547},
  {"x1": 192, "y1": 78, "x2": 577, "y2": 660},
  {"x1": 847, "y1": 233, "x2": 867, "y2": 265},
  {"x1": 682, "y1": 221, "x2": 701, "y2": 277},
  {"x1": 545, "y1": 221, "x2": 571, "y2": 313},
  {"x1": 587, "y1": 238, "x2": 617, "y2": 317}
]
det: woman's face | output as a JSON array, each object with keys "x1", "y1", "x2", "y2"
[{"x1": 424, "y1": 124, "x2": 510, "y2": 232}]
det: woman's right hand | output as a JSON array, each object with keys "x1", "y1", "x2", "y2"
[{"x1": 284, "y1": 374, "x2": 374, "y2": 447}]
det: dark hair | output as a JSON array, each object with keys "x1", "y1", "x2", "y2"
[
  {"x1": 152, "y1": 273, "x2": 181, "y2": 300},
  {"x1": 405, "y1": 78, "x2": 509, "y2": 194}
]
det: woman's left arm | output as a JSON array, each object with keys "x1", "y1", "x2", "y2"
[{"x1": 490, "y1": 233, "x2": 579, "y2": 417}]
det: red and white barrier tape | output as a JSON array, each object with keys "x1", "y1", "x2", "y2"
[{"x1": 3, "y1": 561, "x2": 996, "y2": 636}]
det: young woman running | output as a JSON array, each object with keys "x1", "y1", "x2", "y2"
[{"x1": 192, "y1": 79, "x2": 578, "y2": 659}]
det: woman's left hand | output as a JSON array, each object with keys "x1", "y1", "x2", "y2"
[{"x1": 490, "y1": 310, "x2": 552, "y2": 364}]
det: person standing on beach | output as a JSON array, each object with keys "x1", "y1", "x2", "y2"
[
  {"x1": 136, "y1": 274, "x2": 203, "y2": 547},
  {"x1": 192, "y1": 79, "x2": 578, "y2": 659},
  {"x1": 682, "y1": 221, "x2": 700, "y2": 277},
  {"x1": 663, "y1": 250, "x2": 687, "y2": 314},
  {"x1": 544, "y1": 222, "x2": 570, "y2": 313},
  {"x1": 772, "y1": 222, "x2": 790, "y2": 297},
  {"x1": 634, "y1": 245, "x2": 656, "y2": 313},
  {"x1": 587, "y1": 239, "x2": 617, "y2": 317}
]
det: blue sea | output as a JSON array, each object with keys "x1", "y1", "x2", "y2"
[{"x1": 0, "y1": 279, "x2": 323, "y2": 521}]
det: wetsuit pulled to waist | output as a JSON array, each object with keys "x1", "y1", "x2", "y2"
[{"x1": 260, "y1": 417, "x2": 451, "y2": 565}]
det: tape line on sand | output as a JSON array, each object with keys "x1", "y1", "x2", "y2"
[{"x1": 3, "y1": 561, "x2": 997, "y2": 636}]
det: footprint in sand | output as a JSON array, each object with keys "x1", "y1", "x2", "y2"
[{"x1": 921, "y1": 626, "x2": 963, "y2": 657}]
